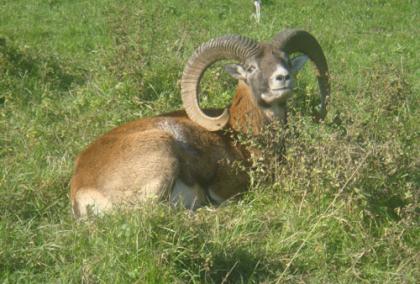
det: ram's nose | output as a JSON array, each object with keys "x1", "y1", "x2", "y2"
[
  {"x1": 271, "y1": 66, "x2": 292, "y2": 89},
  {"x1": 275, "y1": 74, "x2": 290, "y2": 83}
]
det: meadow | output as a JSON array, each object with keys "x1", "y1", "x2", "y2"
[{"x1": 1, "y1": 0, "x2": 419, "y2": 282}]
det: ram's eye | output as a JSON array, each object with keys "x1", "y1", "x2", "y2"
[{"x1": 247, "y1": 66, "x2": 256, "y2": 73}]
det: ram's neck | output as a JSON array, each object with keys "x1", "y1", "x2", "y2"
[{"x1": 228, "y1": 80, "x2": 287, "y2": 135}]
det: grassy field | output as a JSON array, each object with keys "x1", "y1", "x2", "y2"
[{"x1": 1, "y1": 0, "x2": 419, "y2": 282}]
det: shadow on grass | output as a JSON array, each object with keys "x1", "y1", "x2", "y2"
[
  {"x1": 172, "y1": 243, "x2": 282, "y2": 283},
  {"x1": 0, "y1": 38, "x2": 85, "y2": 94},
  {"x1": 0, "y1": 173, "x2": 70, "y2": 223},
  {"x1": 205, "y1": 248, "x2": 281, "y2": 283}
]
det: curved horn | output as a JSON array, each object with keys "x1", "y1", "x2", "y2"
[
  {"x1": 272, "y1": 29, "x2": 330, "y2": 119},
  {"x1": 181, "y1": 36, "x2": 261, "y2": 131}
]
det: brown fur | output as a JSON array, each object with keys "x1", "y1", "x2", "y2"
[{"x1": 70, "y1": 82, "x2": 280, "y2": 217}]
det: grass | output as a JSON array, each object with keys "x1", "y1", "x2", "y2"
[{"x1": 1, "y1": 0, "x2": 419, "y2": 282}]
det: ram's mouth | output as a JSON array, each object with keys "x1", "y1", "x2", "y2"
[
  {"x1": 261, "y1": 88, "x2": 292, "y2": 104},
  {"x1": 271, "y1": 87, "x2": 289, "y2": 91}
]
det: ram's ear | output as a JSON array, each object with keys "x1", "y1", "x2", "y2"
[
  {"x1": 224, "y1": 64, "x2": 247, "y2": 80},
  {"x1": 290, "y1": 55, "x2": 309, "y2": 74}
]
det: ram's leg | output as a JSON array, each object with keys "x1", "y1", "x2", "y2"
[
  {"x1": 72, "y1": 130, "x2": 180, "y2": 218},
  {"x1": 102, "y1": 131, "x2": 180, "y2": 206},
  {"x1": 72, "y1": 188, "x2": 112, "y2": 218},
  {"x1": 207, "y1": 161, "x2": 249, "y2": 205}
]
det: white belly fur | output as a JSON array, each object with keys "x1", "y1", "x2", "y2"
[
  {"x1": 74, "y1": 188, "x2": 112, "y2": 217},
  {"x1": 170, "y1": 179, "x2": 206, "y2": 210}
]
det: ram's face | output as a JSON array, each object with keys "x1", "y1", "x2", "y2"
[{"x1": 225, "y1": 45, "x2": 308, "y2": 106}]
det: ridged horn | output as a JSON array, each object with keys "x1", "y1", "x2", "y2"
[
  {"x1": 181, "y1": 35, "x2": 261, "y2": 131},
  {"x1": 272, "y1": 29, "x2": 330, "y2": 119}
]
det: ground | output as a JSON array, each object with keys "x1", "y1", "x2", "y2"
[{"x1": 0, "y1": 0, "x2": 419, "y2": 282}]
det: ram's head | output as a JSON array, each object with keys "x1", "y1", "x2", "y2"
[{"x1": 181, "y1": 29, "x2": 330, "y2": 131}]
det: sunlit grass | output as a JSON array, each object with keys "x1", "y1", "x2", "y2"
[{"x1": 1, "y1": 0, "x2": 418, "y2": 282}]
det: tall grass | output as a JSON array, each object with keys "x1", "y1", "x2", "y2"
[{"x1": 1, "y1": 0, "x2": 418, "y2": 282}]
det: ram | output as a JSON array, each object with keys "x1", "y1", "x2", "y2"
[{"x1": 70, "y1": 29, "x2": 330, "y2": 218}]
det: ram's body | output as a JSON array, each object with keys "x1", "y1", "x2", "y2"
[
  {"x1": 70, "y1": 30, "x2": 329, "y2": 218},
  {"x1": 71, "y1": 82, "x2": 259, "y2": 216}
]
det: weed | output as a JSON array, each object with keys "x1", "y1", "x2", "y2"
[{"x1": 1, "y1": 0, "x2": 418, "y2": 282}]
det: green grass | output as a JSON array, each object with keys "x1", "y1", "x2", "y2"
[{"x1": 1, "y1": 0, "x2": 419, "y2": 282}]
